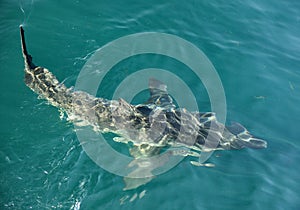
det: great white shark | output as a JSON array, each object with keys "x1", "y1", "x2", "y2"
[{"x1": 20, "y1": 26, "x2": 267, "y2": 190}]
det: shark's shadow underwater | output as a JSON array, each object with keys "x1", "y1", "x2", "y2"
[{"x1": 20, "y1": 26, "x2": 267, "y2": 190}]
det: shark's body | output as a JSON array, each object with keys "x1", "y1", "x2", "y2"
[{"x1": 20, "y1": 26, "x2": 267, "y2": 190}]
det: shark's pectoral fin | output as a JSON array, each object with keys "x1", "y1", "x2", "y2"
[
  {"x1": 123, "y1": 144, "x2": 163, "y2": 190},
  {"x1": 123, "y1": 176, "x2": 154, "y2": 191},
  {"x1": 190, "y1": 161, "x2": 215, "y2": 167},
  {"x1": 123, "y1": 156, "x2": 156, "y2": 191}
]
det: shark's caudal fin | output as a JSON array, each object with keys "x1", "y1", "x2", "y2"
[
  {"x1": 20, "y1": 26, "x2": 70, "y2": 107},
  {"x1": 20, "y1": 26, "x2": 36, "y2": 70},
  {"x1": 226, "y1": 122, "x2": 267, "y2": 149}
]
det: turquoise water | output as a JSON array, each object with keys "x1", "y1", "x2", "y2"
[{"x1": 1, "y1": 0, "x2": 300, "y2": 209}]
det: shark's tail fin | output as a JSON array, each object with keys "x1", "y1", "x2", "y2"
[
  {"x1": 20, "y1": 25, "x2": 36, "y2": 70},
  {"x1": 226, "y1": 122, "x2": 267, "y2": 149}
]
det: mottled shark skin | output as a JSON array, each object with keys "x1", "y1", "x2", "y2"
[{"x1": 20, "y1": 26, "x2": 267, "y2": 190}]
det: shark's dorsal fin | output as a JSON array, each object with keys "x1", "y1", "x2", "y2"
[{"x1": 146, "y1": 78, "x2": 176, "y2": 109}]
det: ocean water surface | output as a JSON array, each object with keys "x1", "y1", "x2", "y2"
[{"x1": 1, "y1": 0, "x2": 300, "y2": 209}]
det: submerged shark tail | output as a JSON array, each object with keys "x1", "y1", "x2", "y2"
[
  {"x1": 20, "y1": 26, "x2": 36, "y2": 70},
  {"x1": 20, "y1": 26, "x2": 71, "y2": 108},
  {"x1": 226, "y1": 122, "x2": 267, "y2": 149}
]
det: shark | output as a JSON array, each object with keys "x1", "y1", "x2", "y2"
[{"x1": 20, "y1": 26, "x2": 267, "y2": 190}]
